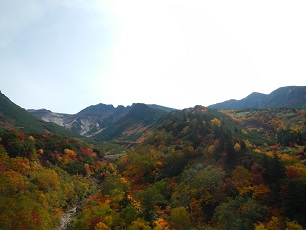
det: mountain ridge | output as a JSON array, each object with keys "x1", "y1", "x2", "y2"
[
  {"x1": 3, "y1": 85, "x2": 306, "y2": 140},
  {"x1": 93, "y1": 103, "x2": 169, "y2": 142},
  {"x1": 28, "y1": 103, "x2": 132, "y2": 137},
  {"x1": 208, "y1": 86, "x2": 306, "y2": 109},
  {"x1": 0, "y1": 91, "x2": 81, "y2": 138},
  {"x1": 28, "y1": 103, "x2": 176, "y2": 137}
]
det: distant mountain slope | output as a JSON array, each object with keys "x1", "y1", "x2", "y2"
[
  {"x1": 221, "y1": 108, "x2": 306, "y2": 142},
  {"x1": 27, "y1": 109, "x2": 71, "y2": 126},
  {"x1": 147, "y1": 104, "x2": 177, "y2": 112},
  {"x1": 29, "y1": 104, "x2": 131, "y2": 137},
  {"x1": 94, "y1": 103, "x2": 168, "y2": 142},
  {"x1": 29, "y1": 103, "x2": 176, "y2": 137},
  {"x1": 0, "y1": 91, "x2": 80, "y2": 137},
  {"x1": 208, "y1": 86, "x2": 306, "y2": 109}
]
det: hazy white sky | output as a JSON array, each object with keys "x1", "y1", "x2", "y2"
[{"x1": 1, "y1": 0, "x2": 306, "y2": 113}]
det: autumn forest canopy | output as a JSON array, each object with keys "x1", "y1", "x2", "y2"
[{"x1": 0, "y1": 93, "x2": 306, "y2": 229}]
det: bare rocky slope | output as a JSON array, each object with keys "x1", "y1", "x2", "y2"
[{"x1": 28, "y1": 104, "x2": 131, "y2": 137}]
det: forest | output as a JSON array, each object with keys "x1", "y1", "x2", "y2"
[{"x1": 0, "y1": 106, "x2": 305, "y2": 230}]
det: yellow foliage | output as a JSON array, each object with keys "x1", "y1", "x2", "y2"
[
  {"x1": 11, "y1": 157, "x2": 31, "y2": 174},
  {"x1": 237, "y1": 186, "x2": 253, "y2": 195},
  {"x1": 255, "y1": 218, "x2": 297, "y2": 230},
  {"x1": 290, "y1": 125, "x2": 303, "y2": 132},
  {"x1": 254, "y1": 149, "x2": 261, "y2": 153},
  {"x1": 234, "y1": 143, "x2": 241, "y2": 152},
  {"x1": 254, "y1": 222, "x2": 266, "y2": 230},
  {"x1": 286, "y1": 220, "x2": 303, "y2": 230},
  {"x1": 267, "y1": 216, "x2": 281, "y2": 230},
  {"x1": 64, "y1": 148, "x2": 77, "y2": 158},
  {"x1": 94, "y1": 222, "x2": 109, "y2": 230},
  {"x1": 32, "y1": 168, "x2": 60, "y2": 191},
  {"x1": 252, "y1": 184, "x2": 270, "y2": 200},
  {"x1": 108, "y1": 163, "x2": 115, "y2": 172},
  {"x1": 232, "y1": 166, "x2": 252, "y2": 195},
  {"x1": 62, "y1": 149, "x2": 77, "y2": 164},
  {"x1": 245, "y1": 140, "x2": 253, "y2": 148},
  {"x1": 211, "y1": 118, "x2": 221, "y2": 127},
  {"x1": 188, "y1": 146, "x2": 195, "y2": 154},
  {"x1": 37, "y1": 149, "x2": 44, "y2": 154},
  {"x1": 120, "y1": 177, "x2": 129, "y2": 184},
  {"x1": 266, "y1": 151, "x2": 275, "y2": 158},
  {"x1": 103, "y1": 215, "x2": 113, "y2": 226},
  {"x1": 241, "y1": 129, "x2": 248, "y2": 135},
  {"x1": 130, "y1": 218, "x2": 152, "y2": 230}
]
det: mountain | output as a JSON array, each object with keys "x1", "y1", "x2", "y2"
[
  {"x1": 94, "y1": 103, "x2": 168, "y2": 142},
  {"x1": 158, "y1": 105, "x2": 268, "y2": 146},
  {"x1": 0, "y1": 91, "x2": 80, "y2": 138},
  {"x1": 29, "y1": 103, "x2": 176, "y2": 138},
  {"x1": 208, "y1": 86, "x2": 306, "y2": 109},
  {"x1": 1, "y1": 91, "x2": 306, "y2": 228},
  {"x1": 147, "y1": 104, "x2": 177, "y2": 112},
  {"x1": 29, "y1": 104, "x2": 131, "y2": 137},
  {"x1": 27, "y1": 109, "x2": 71, "y2": 126}
]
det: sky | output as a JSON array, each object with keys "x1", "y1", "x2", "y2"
[{"x1": 1, "y1": 0, "x2": 306, "y2": 114}]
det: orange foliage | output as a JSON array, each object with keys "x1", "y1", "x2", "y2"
[
  {"x1": 154, "y1": 217, "x2": 170, "y2": 230},
  {"x1": 252, "y1": 184, "x2": 270, "y2": 200},
  {"x1": 37, "y1": 149, "x2": 44, "y2": 154},
  {"x1": 211, "y1": 118, "x2": 221, "y2": 127},
  {"x1": 234, "y1": 143, "x2": 241, "y2": 152}
]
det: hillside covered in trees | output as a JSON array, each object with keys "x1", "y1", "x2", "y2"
[{"x1": 1, "y1": 97, "x2": 306, "y2": 229}]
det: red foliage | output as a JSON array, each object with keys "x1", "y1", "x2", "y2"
[
  {"x1": 121, "y1": 158, "x2": 127, "y2": 163},
  {"x1": 17, "y1": 183, "x2": 26, "y2": 191},
  {"x1": 31, "y1": 210, "x2": 41, "y2": 226},
  {"x1": 269, "y1": 207, "x2": 283, "y2": 217},
  {"x1": 279, "y1": 185, "x2": 288, "y2": 199},
  {"x1": 286, "y1": 167, "x2": 300, "y2": 179},
  {"x1": 89, "y1": 218, "x2": 103, "y2": 230},
  {"x1": 0, "y1": 164, "x2": 6, "y2": 173},
  {"x1": 19, "y1": 132, "x2": 25, "y2": 141},
  {"x1": 252, "y1": 174, "x2": 264, "y2": 184},
  {"x1": 251, "y1": 163, "x2": 264, "y2": 173},
  {"x1": 251, "y1": 163, "x2": 265, "y2": 184}
]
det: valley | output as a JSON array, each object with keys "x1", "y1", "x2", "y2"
[{"x1": 0, "y1": 87, "x2": 305, "y2": 229}]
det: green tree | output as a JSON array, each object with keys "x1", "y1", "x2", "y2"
[
  {"x1": 120, "y1": 205, "x2": 139, "y2": 225},
  {"x1": 214, "y1": 196, "x2": 267, "y2": 230},
  {"x1": 172, "y1": 166, "x2": 225, "y2": 223},
  {"x1": 136, "y1": 186, "x2": 165, "y2": 222},
  {"x1": 170, "y1": 206, "x2": 191, "y2": 230}
]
